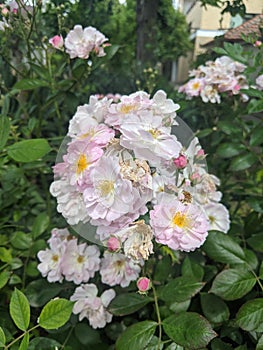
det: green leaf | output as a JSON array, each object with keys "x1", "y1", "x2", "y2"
[
  {"x1": 154, "y1": 255, "x2": 172, "y2": 282},
  {"x1": 11, "y1": 231, "x2": 32, "y2": 250},
  {"x1": 116, "y1": 321, "x2": 157, "y2": 350},
  {"x1": 0, "y1": 270, "x2": 11, "y2": 289},
  {"x1": 0, "y1": 247, "x2": 12, "y2": 263},
  {"x1": 196, "y1": 128, "x2": 213, "y2": 138},
  {"x1": 259, "y1": 261, "x2": 263, "y2": 279},
  {"x1": 18, "y1": 332, "x2": 29, "y2": 350},
  {"x1": 213, "y1": 47, "x2": 227, "y2": 55},
  {"x1": 163, "y1": 312, "x2": 217, "y2": 349},
  {"x1": 241, "y1": 88, "x2": 263, "y2": 98},
  {"x1": 108, "y1": 293, "x2": 153, "y2": 316},
  {"x1": 202, "y1": 231, "x2": 246, "y2": 266},
  {"x1": 0, "y1": 116, "x2": 10, "y2": 151},
  {"x1": 256, "y1": 334, "x2": 263, "y2": 350},
  {"x1": 10, "y1": 289, "x2": 30, "y2": 331},
  {"x1": 166, "y1": 343, "x2": 184, "y2": 350},
  {"x1": 243, "y1": 248, "x2": 258, "y2": 270},
  {"x1": 217, "y1": 143, "x2": 245, "y2": 158},
  {"x1": 200, "y1": 293, "x2": 230, "y2": 324},
  {"x1": 25, "y1": 279, "x2": 64, "y2": 307},
  {"x1": 0, "y1": 327, "x2": 6, "y2": 347},
  {"x1": 105, "y1": 44, "x2": 120, "y2": 59},
  {"x1": 217, "y1": 120, "x2": 239, "y2": 135},
  {"x1": 28, "y1": 337, "x2": 61, "y2": 350},
  {"x1": 223, "y1": 42, "x2": 246, "y2": 64},
  {"x1": 169, "y1": 300, "x2": 191, "y2": 313},
  {"x1": 14, "y1": 79, "x2": 49, "y2": 90},
  {"x1": 236, "y1": 298, "x2": 263, "y2": 332},
  {"x1": 26, "y1": 261, "x2": 40, "y2": 277},
  {"x1": 7, "y1": 139, "x2": 51, "y2": 163},
  {"x1": 211, "y1": 338, "x2": 233, "y2": 350},
  {"x1": 32, "y1": 213, "x2": 50, "y2": 239},
  {"x1": 210, "y1": 268, "x2": 256, "y2": 300},
  {"x1": 247, "y1": 99, "x2": 263, "y2": 114},
  {"x1": 38, "y1": 298, "x2": 73, "y2": 329},
  {"x1": 181, "y1": 256, "x2": 204, "y2": 281},
  {"x1": 74, "y1": 323, "x2": 101, "y2": 345},
  {"x1": 247, "y1": 234, "x2": 263, "y2": 252},
  {"x1": 144, "y1": 336, "x2": 163, "y2": 350},
  {"x1": 159, "y1": 276, "x2": 205, "y2": 303},
  {"x1": 230, "y1": 153, "x2": 257, "y2": 171}
]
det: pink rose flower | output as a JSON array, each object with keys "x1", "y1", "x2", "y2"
[
  {"x1": 49, "y1": 35, "x2": 64, "y2": 50},
  {"x1": 150, "y1": 200, "x2": 209, "y2": 252}
]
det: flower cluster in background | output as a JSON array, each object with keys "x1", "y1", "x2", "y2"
[
  {"x1": 50, "y1": 90, "x2": 230, "y2": 254},
  {"x1": 0, "y1": 0, "x2": 32, "y2": 30},
  {"x1": 49, "y1": 24, "x2": 109, "y2": 59},
  {"x1": 178, "y1": 56, "x2": 249, "y2": 103}
]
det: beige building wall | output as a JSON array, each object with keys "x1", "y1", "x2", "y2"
[
  {"x1": 176, "y1": 0, "x2": 263, "y2": 84},
  {"x1": 244, "y1": 0, "x2": 263, "y2": 14}
]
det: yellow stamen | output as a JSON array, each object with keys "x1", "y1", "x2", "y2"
[
  {"x1": 114, "y1": 260, "x2": 125, "y2": 268},
  {"x1": 172, "y1": 212, "x2": 189, "y2": 228},
  {"x1": 77, "y1": 255, "x2": 84, "y2": 263},
  {"x1": 192, "y1": 82, "x2": 200, "y2": 90},
  {"x1": 52, "y1": 255, "x2": 59, "y2": 262},
  {"x1": 120, "y1": 104, "x2": 136, "y2": 114},
  {"x1": 149, "y1": 129, "x2": 161, "y2": 138},
  {"x1": 98, "y1": 180, "x2": 114, "y2": 196},
  {"x1": 209, "y1": 215, "x2": 215, "y2": 223},
  {"x1": 77, "y1": 154, "x2": 88, "y2": 174},
  {"x1": 79, "y1": 128, "x2": 95, "y2": 139}
]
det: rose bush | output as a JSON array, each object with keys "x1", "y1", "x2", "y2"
[{"x1": 0, "y1": 1, "x2": 262, "y2": 350}]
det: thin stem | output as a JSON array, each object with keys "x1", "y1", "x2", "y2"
[
  {"x1": 4, "y1": 325, "x2": 40, "y2": 350},
  {"x1": 152, "y1": 284, "x2": 162, "y2": 350},
  {"x1": 250, "y1": 269, "x2": 263, "y2": 292},
  {"x1": 59, "y1": 326, "x2": 74, "y2": 350}
]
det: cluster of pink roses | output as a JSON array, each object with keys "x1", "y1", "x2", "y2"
[
  {"x1": 37, "y1": 227, "x2": 143, "y2": 328},
  {"x1": 50, "y1": 90, "x2": 230, "y2": 255},
  {"x1": 178, "y1": 56, "x2": 249, "y2": 103},
  {"x1": 49, "y1": 24, "x2": 109, "y2": 59},
  {"x1": 43, "y1": 90, "x2": 231, "y2": 329}
]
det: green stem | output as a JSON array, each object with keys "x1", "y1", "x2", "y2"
[
  {"x1": 59, "y1": 326, "x2": 74, "y2": 350},
  {"x1": 250, "y1": 269, "x2": 263, "y2": 292},
  {"x1": 4, "y1": 325, "x2": 40, "y2": 350},
  {"x1": 152, "y1": 284, "x2": 162, "y2": 350}
]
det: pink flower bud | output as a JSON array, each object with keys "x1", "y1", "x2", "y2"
[
  {"x1": 1, "y1": 8, "x2": 9, "y2": 16},
  {"x1": 49, "y1": 35, "x2": 64, "y2": 50},
  {"x1": 174, "y1": 154, "x2": 187, "y2": 169},
  {"x1": 196, "y1": 149, "x2": 206, "y2": 160},
  {"x1": 107, "y1": 236, "x2": 121, "y2": 252},
  {"x1": 190, "y1": 172, "x2": 201, "y2": 185},
  {"x1": 254, "y1": 40, "x2": 262, "y2": 48},
  {"x1": 137, "y1": 277, "x2": 151, "y2": 294}
]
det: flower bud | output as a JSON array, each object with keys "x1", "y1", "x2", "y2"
[
  {"x1": 107, "y1": 236, "x2": 121, "y2": 252},
  {"x1": 137, "y1": 277, "x2": 151, "y2": 294},
  {"x1": 174, "y1": 154, "x2": 187, "y2": 169},
  {"x1": 254, "y1": 40, "x2": 262, "y2": 48},
  {"x1": 49, "y1": 35, "x2": 64, "y2": 50},
  {"x1": 1, "y1": 8, "x2": 9, "y2": 16},
  {"x1": 196, "y1": 149, "x2": 206, "y2": 160}
]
